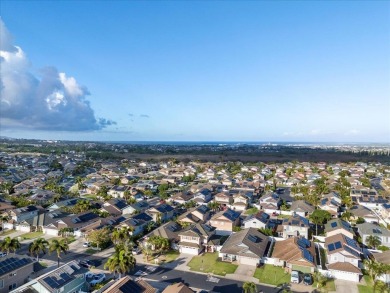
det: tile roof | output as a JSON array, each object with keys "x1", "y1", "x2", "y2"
[
  {"x1": 220, "y1": 227, "x2": 269, "y2": 258},
  {"x1": 272, "y1": 237, "x2": 316, "y2": 267},
  {"x1": 101, "y1": 276, "x2": 157, "y2": 293},
  {"x1": 162, "y1": 282, "x2": 194, "y2": 293},
  {"x1": 328, "y1": 262, "x2": 361, "y2": 274}
]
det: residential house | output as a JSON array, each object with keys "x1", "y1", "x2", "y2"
[
  {"x1": 147, "y1": 204, "x2": 174, "y2": 223},
  {"x1": 193, "y1": 188, "x2": 212, "y2": 205},
  {"x1": 46, "y1": 198, "x2": 78, "y2": 211},
  {"x1": 178, "y1": 205, "x2": 211, "y2": 225},
  {"x1": 289, "y1": 201, "x2": 315, "y2": 217},
  {"x1": 210, "y1": 208, "x2": 240, "y2": 235},
  {"x1": 350, "y1": 205, "x2": 379, "y2": 223},
  {"x1": 357, "y1": 222, "x2": 390, "y2": 248},
  {"x1": 214, "y1": 192, "x2": 232, "y2": 207},
  {"x1": 243, "y1": 212, "x2": 270, "y2": 230},
  {"x1": 281, "y1": 213, "x2": 310, "y2": 239},
  {"x1": 178, "y1": 223, "x2": 216, "y2": 255},
  {"x1": 142, "y1": 221, "x2": 184, "y2": 250},
  {"x1": 258, "y1": 193, "x2": 280, "y2": 214},
  {"x1": 97, "y1": 275, "x2": 157, "y2": 293},
  {"x1": 128, "y1": 201, "x2": 150, "y2": 215},
  {"x1": 119, "y1": 212, "x2": 153, "y2": 237},
  {"x1": 169, "y1": 192, "x2": 194, "y2": 205},
  {"x1": 162, "y1": 283, "x2": 194, "y2": 293},
  {"x1": 230, "y1": 194, "x2": 248, "y2": 211},
  {"x1": 101, "y1": 198, "x2": 133, "y2": 216},
  {"x1": 319, "y1": 194, "x2": 341, "y2": 217},
  {"x1": 325, "y1": 233, "x2": 362, "y2": 282},
  {"x1": 11, "y1": 260, "x2": 89, "y2": 293},
  {"x1": 219, "y1": 228, "x2": 269, "y2": 266},
  {"x1": 272, "y1": 237, "x2": 316, "y2": 273},
  {"x1": 325, "y1": 219, "x2": 354, "y2": 239},
  {"x1": 0, "y1": 256, "x2": 34, "y2": 293},
  {"x1": 108, "y1": 185, "x2": 129, "y2": 199},
  {"x1": 9, "y1": 206, "x2": 40, "y2": 222}
]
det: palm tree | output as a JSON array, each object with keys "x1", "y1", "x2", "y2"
[
  {"x1": 49, "y1": 239, "x2": 69, "y2": 267},
  {"x1": 313, "y1": 271, "x2": 327, "y2": 291},
  {"x1": 112, "y1": 228, "x2": 130, "y2": 244},
  {"x1": 364, "y1": 259, "x2": 390, "y2": 292},
  {"x1": 75, "y1": 199, "x2": 91, "y2": 213},
  {"x1": 104, "y1": 246, "x2": 136, "y2": 278},
  {"x1": 341, "y1": 211, "x2": 354, "y2": 222},
  {"x1": 208, "y1": 200, "x2": 220, "y2": 212},
  {"x1": 0, "y1": 237, "x2": 20, "y2": 255},
  {"x1": 243, "y1": 281, "x2": 257, "y2": 293},
  {"x1": 29, "y1": 238, "x2": 49, "y2": 261},
  {"x1": 0, "y1": 215, "x2": 10, "y2": 231},
  {"x1": 366, "y1": 235, "x2": 382, "y2": 249}
]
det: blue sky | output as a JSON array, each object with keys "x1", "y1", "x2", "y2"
[{"x1": 1, "y1": 1, "x2": 389, "y2": 142}]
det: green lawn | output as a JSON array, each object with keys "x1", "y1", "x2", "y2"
[
  {"x1": 85, "y1": 248, "x2": 97, "y2": 255},
  {"x1": 162, "y1": 250, "x2": 180, "y2": 263},
  {"x1": 0, "y1": 229, "x2": 15, "y2": 236},
  {"x1": 358, "y1": 275, "x2": 374, "y2": 293},
  {"x1": 245, "y1": 207, "x2": 259, "y2": 215},
  {"x1": 19, "y1": 231, "x2": 43, "y2": 240},
  {"x1": 48, "y1": 236, "x2": 76, "y2": 244},
  {"x1": 254, "y1": 265, "x2": 290, "y2": 286},
  {"x1": 187, "y1": 253, "x2": 238, "y2": 276}
]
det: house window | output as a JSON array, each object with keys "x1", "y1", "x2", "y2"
[
  {"x1": 9, "y1": 283, "x2": 16, "y2": 290},
  {"x1": 9, "y1": 272, "x2": 16, "y2": 277}
]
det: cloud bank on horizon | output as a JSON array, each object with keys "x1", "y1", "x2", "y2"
[{"x1": 0, "y1": 19, "x2": 116, "y2": 132}]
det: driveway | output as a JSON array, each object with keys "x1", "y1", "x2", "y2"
[
  {"x1": 235, "y1": 264, "x2": 255, "y2": 277},
  {"x1": 334, "y1": 279, "x2": 358, "y2": 293}
]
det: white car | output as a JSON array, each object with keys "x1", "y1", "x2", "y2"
[
  {"x1": 0, "y1": 252, "x2": 7, "y2": 258},
  {"x1": 90, "y1": 273, "x2": 106, "y2": 286},
  {"x1": 83, "y1": 242, "x2": 91, "y2": 248},
  {"x1": 291, "y1": 270, "x2": 300, "y2": 284}
]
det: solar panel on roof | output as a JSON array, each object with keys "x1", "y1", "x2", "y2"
[
  {"x1": 303, "y1": 249, "x2": 314, "y2": 262},
  {"x1": 345, "y1": 237, "x2": 359, "y2": 249},
  {"x1": 345, "y1": 246, "x2": 360, "y2": 258},
  {"x1": 328, "y1": 243, "x2": 335, "y2": 251},
  {"x1": 334, "y1": 241, "x2": 342, "y2": 249},
  {"x1": 331, "y1": 222, "x2": 337, "y2": 228}
]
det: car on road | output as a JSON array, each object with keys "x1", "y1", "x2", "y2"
[
  {"x1": 291, "y1": 271, "x2": 300, "y2": 283},
  {"x1": 79, "y1": 260, "x2": 93, "y2": 268},
  {"x1": 83, "y1": 242, "x2": 91, "y2": 247},
  {"x1": 89, "y1": 273, "x2": 106, "y2": 286},
  {"x1": 0, "y1": 252, "x2": 7, "y2": 258},
  {"x1": 303, "y1": 273, "x2": 313, "y2": 285}
]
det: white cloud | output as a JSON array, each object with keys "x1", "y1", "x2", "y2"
[{"x1": 0, "y1": 19, "x2": 115, "y2": 131}]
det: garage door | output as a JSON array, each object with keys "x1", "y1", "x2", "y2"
[
  {"x1": 330, "y1": 270, "x2": 359, "y2": 282},
  {"x1": 180, "y1": 247, "x2": 198, "y2": 255},
  {"x1": 292, "y1": 265, "x2": 311, "y2": 273},
  {"x1": 239, "y1": 256, "x2": 259, "y2": 266}
]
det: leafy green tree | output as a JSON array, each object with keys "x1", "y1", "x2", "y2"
[
  {"x1": 0, "y1": 237, "x2": 20, "y2": 254},
  {"x1": 112, "y1": 228, "x2": 130, "y2": 245},
  {"x1": 310, "y1": 209, "x2": 331, "y2": 236},
  {"x1": 75, "y1": 199, "x2": 91, "y2": 213},
  {"x1": 341, "y1": 211, "x2": 354, "y2": 222},
  {"x1": 0, "y1": 182, "x2": 14, "y2": 195},
  {"x1": 104, "y1": 246, "x2": 136, "y2": 278},
  {"x1": 313, "y1": 271, "x2": 327, "y2": 292},
  {"x1": 243, "y1": 281, "x2": 257, "y2": 293},
  {"x1": 366, "y1": 235, "x2": 381, "y2": 249},
  {"x1": 29, "y1": 238, "x2": 49, "y2": 261},
  {"x1": 49, "y1": 239, "x2": 69, "y2": 267},
  {"x1": 87, "y1": 227, "x2": 111, "y2": 250},
  {"x1": 146, "y1": 235, "x2": 170, "y2": 255},
  {"x1": 364, "y1": 259, "x2": 390, "y2": 292}
]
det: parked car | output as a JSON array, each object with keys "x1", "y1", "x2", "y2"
[
  {"x1": 90, "y1": 273, "x2": 106, "y2": 285},
  {"x1": 0, "y1": 252, "x2": 7, "y2": 258},
  {"x1": 291, "y1": 271, "x2": 300, "y2": 284},
  {"x1": 83, "y1": 242, "x2": 91, "y2": 248},
  {"x1": 79, "y1": 260, "x2": 93, "y2": 268},
  {"x1": 303, "y1": 273, "x2": 313, "y2": 285}
]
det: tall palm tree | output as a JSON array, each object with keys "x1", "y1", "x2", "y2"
[
  {"x1": 208, "y1": 200, "x2": 220, "y2": 212},
  {"x1": 341, "y1": 211, "x2": 354, "y2": 222},
  {"x1": 49, "y1": 239, "x2": 69, "y2": 267},
  {"x1": 112, "y1": 228, "x2": 130, "y2": 244},
  {"x1": 29, "y1": 238, "x2": 49, "y2": 261},
  {"x1": 0, "y1": 237, "x2": 20, "y2": 254},
  {"x1": 104, "y1": 246, "x2": 136, "y2": 278},
  {"x1": 366, "y1": 235, "x2": 382, "y2": 249},
  {"x1": 243, "y1": 281, "x2": 257, "y2": 293},
  {"x1": 364, "y1": 259, "x2": 390, "y2": 292},
  {"x1": 0, "y1": 215, "x2": 10, "y2": 231}
]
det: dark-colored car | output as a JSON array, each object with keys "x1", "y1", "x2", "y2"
[
  {"x1": 303, "y1": 273, "x2": 313, "y2": 285},
  {"x1": 79, "y1": 260, "x2": 93, "y2": 268}
]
